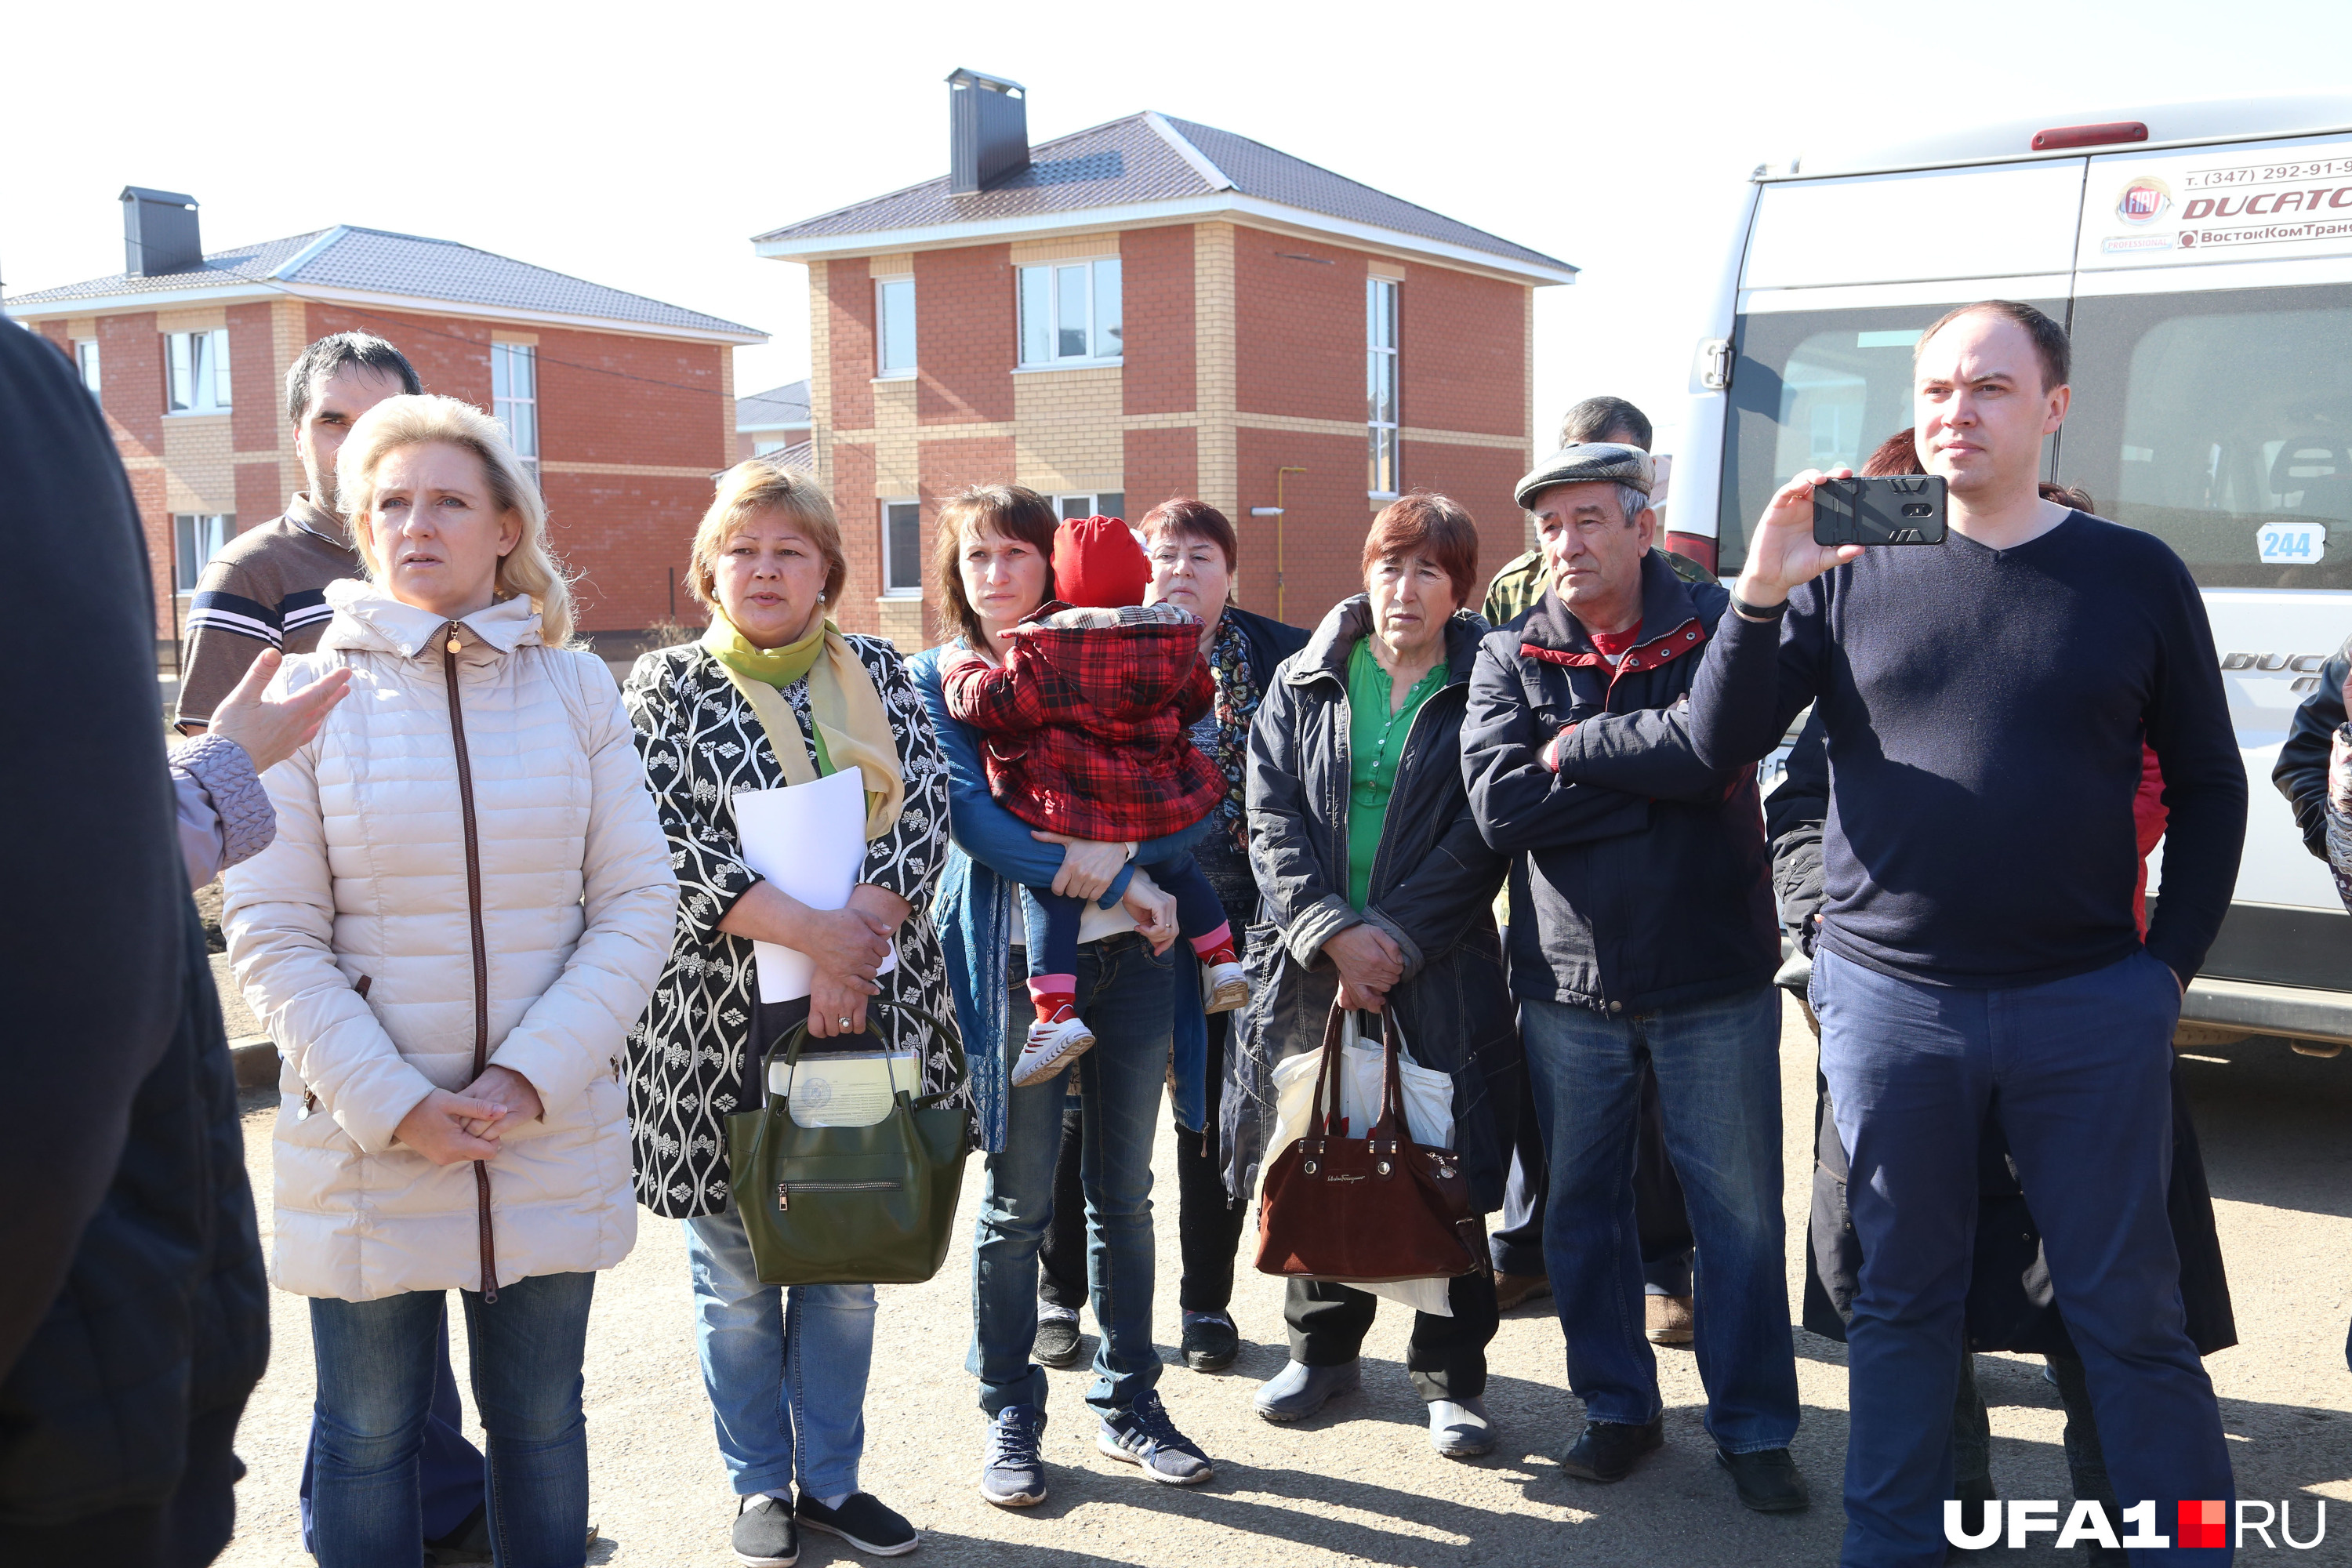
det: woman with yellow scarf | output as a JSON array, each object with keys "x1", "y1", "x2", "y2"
[{"x1": 622, "y1": 461, "x2": 955, "y2": 1563}]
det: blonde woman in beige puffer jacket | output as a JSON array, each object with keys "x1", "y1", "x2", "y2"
[{"x1": 223, "y1": 394, "x2": 675, "y2": 1566}]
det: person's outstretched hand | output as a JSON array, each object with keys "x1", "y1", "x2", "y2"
[
  {"x1": 206, "y1": 649, "x2": 351, "y2": 771},
  {"x1": 1736, "y1": 466, "x2": 1865, "y2": 608}
]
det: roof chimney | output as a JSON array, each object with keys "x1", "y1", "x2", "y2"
[
  {"x1": 120, "y1": 187, "x2": 203, "y2": 276},
  {"x1": 947, "y1": 70, "x2": 1029, "y2": 194}
]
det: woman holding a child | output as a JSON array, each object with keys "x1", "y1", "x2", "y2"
[{"x1": 909, "y1": 484, "x2": 1218, "y2": 1511}]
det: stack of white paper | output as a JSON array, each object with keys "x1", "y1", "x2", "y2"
[{"x1": 731, "y1": 769, "x2": 898, "y2": 1004}]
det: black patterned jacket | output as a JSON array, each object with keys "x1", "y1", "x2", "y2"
[{"x1": 622, "y1": 638, "x2": 956, "y2": 1218}]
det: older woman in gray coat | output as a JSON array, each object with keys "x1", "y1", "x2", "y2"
[{"x1": 1228, "y1": 493, "x2": 1517, "y2": 1460}]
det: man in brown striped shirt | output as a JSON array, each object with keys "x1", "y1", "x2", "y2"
[{"x1": 174, "y1": 333, "x2": 417, "y2": 731}]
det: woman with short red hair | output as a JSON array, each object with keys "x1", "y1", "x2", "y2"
[{"x1": 1230, "y1": 492, "x2": 1520, "y2": 1458}]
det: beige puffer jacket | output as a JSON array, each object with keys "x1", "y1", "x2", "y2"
[{"x1": 224, "y1": 583, "x2": 678, "y2": 1301}]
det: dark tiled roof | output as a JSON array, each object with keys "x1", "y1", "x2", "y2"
[
  {"x1": 737, "y1": 379, "x2": 811, "y2": 429},
  {"x1": 1162, "y1": 117, "x2": 1569, "y2": 272},
  {"x1": 754, "y1": 112, "x2": 1570, "y2": 274},
  {"x1": 7, "y1": 230, "x2": 332, "y2": 303},
  {"x1": 9, "y1": 226, "x2": 764, "y2": 337},
  {"x1": 756, "y1": 116, "x2": 1209, "y2": 241}
]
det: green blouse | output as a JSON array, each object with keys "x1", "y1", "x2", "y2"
[{"x1": 1345, "y1": 637, "x2": 1447, "y2": 911}]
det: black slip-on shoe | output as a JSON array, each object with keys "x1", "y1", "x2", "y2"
[
  {"x1": 1554, "y1": 1416, "x2": 1665, "y2": 1482},
  {"x1": 1033, "y1": 1308, "x2": 1085, "y2": 1369},
  {"x1": 1181, "y1": 1312, "x2": 1239, "y2": 1372},
  {"x1": 732, "y1": 1494, "x2": 799, "y2": 1567},
  {"x1": 1716, "y1": 1446, "x2": 1810, "y2": 1512},
  {"x1": 795, "y1": 1491, "x2": 919, "y2": 1556}
]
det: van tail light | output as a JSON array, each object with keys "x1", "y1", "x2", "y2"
[
  {"x1": 2031, "y1": 121, "x2": 2149, "y2": 151},
  {"x1": 1664, "y1": 532, "x2": 1719, "y2": 575}
]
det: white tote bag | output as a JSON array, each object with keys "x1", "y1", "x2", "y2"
[{"x1": 1269, "y1": 1011, "x2": 1460, "y2": 1316}]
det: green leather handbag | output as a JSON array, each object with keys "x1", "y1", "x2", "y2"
[{"x1": 724, "y1": 1001, "x2": 970, "y2": 1286}]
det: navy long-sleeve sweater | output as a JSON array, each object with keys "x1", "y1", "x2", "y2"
[{"x1": 1689, "y1": 511, "x2": 2246, "y2": 989}]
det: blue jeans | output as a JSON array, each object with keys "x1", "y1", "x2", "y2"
[
  {"x1": 968, "y1": 934, "x2": 1174, "y2": 1421},
  {"x1": 681, "y1": 1207, "x2": 875, "y2": 1499},
  {"x1": 299, "y1": 1302, "x2": 485, "y2": 1552},
  {"x1": 307, "y1": 1271, "x2": 595, "y2": 1568},
  {"x1": 1521, "y1": 986, "x2": 1798, "y2": 1452},
  {"x1": 1813, "y1": 947, "x2": 2231, "y2": 1568}
]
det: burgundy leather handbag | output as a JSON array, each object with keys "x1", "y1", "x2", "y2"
[{"x1": 1254, "y1": 1004, "x2": 1477, "y2": 1284}]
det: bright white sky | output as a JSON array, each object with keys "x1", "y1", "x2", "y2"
[{"x1": 7, "y1": 0, "x2": 2349, "y2": 466}]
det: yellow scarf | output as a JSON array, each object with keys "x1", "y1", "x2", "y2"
[{"x1": 702, "y1": 614, "x2": 906, "y2": 838}]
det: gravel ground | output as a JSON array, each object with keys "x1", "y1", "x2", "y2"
[{"x1": 213, "y1": 996, "x2": 2352, "y2": 1566}]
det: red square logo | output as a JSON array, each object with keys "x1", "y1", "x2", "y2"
[{"x1": 2178, "y1": 1500, "x2": 2227, "y2": 1548}]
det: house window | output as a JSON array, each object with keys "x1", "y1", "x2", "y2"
[
  {"x1": 753, "y1": 439, "x2": 789, "y2": 456},
  {"x1": 1019, "y1": 259, "x2": 1122, "y2": 366},
  {"x1": 1054, "y1": 492, "x2": 1126, "y2": 522},
  {"x1": 173, "y1": 513, "x2": 231, "y2": 591},
  {"x1": 877, "y1": 278, "x2": 916, "y2": 377},
  {"x1": 881, "y1": 500, "x2": 923, "y2": 595},
  {"x1": 74, "y1": 339, "x2": 101, "y2": 397},
  {"x1": 492, "y1": 343, "x2": 538, "y2": 474},
  {"x1": 1367, "y1": 278, "x2": 1399, "y2": 495},
  {"x1": 166, "y1": 328, "x2": 230, "y2": 413}
]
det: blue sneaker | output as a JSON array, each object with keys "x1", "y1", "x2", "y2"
[
  {"x1": 1097, "y1": 1388, "x2": 1213, "y2": 1486},
  {"x1": 979, "y1": 1404, "x2": 1048, "y2": 1508}
]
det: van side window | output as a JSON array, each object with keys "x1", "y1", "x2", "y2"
[{"x1": 2063, "y1": 285, "x2": 2352, "y2": 591}]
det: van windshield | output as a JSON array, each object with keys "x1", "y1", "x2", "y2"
[
  {"x1": 2063, "y1": 285, "x2": 2352, "y2": 590},
  {"x1": 1718, "y1": 301, "x2": 2063, "y2": 572}
]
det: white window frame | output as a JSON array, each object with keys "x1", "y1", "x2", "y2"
[
  {"x1": 74, "y1": 339, "x2": 101, "y2": 397},
  {"x1": 876, "y1": 278, "x2": 917, "y2": 379},
  {"x1": 1017, "y1": 257, "x2": 1123, "y2": 369},
  {"x1": 491, "y1": 343, "x2": 539, "y2": 476},
  {"x1": 880, "y1": 498, "x2": 924, "y2": 597},
  {"x1": 172, "y1": 513, "x2": 232, "y2": 592},
  {"x1": 1367, "y1": 278, "x2": 1399, "y2": 497},
  {"x1": 752, "y1": 438, "x2": 790, "y2": 457},
  {"x1": 165, "y1": 327, "x2": 230, "y2": 414},
  {"x1": 1051, "y1": 492, "x2": 1127, "y2": 524}
]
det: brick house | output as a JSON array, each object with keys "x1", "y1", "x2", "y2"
[
  {"x1": 4, "y1": 187, "x2": 764, "y2": 652},
  {"x1": 752, "y1": 71, "x2": 1578, "y2": 648},
  {"x1": 737, "y1": 378, "x2": 813, "y2": 464}
]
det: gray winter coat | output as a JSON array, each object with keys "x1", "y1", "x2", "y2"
[{"x1": 1223, "y1": 597, "x2": 1519, "y2": 1214}]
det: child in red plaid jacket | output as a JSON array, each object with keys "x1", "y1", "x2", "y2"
[{"x1": 942, "y1": 516, "x2": 1247, "y2": 1084}]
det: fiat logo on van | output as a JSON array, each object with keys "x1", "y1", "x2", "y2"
[{"x1": 2117, "y1": 178, "x2": 2172, "y2": 225}]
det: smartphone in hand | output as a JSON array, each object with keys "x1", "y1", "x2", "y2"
[{"x1": 1813, "y1": 475, "x2": 1948, "y2": 546}]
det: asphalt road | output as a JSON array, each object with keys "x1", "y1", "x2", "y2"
[{"x1": 214, "y1": 996, "x2": 2352, "y2": 1566}]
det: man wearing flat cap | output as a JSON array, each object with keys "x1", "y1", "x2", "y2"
[{"x1": 1459, "y1": 445, "x2": 1803, "y2": 1509}]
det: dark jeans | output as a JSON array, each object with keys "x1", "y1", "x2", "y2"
[
  {"x1": 1951, "y1": 1352, "x2": 2111, "y2": 1515},
  {"x1": 1812, "y1": 947, "x2": 2230, "y2": 1568},
  {"x1": 307, "y1": 1272, "x2": 595, "y2": 1568},
  {"x1": 1286, "y1": 1270, "x2": 1500, "y2": 1402},
  {"x1": 1042, "y1": 1006, "x2": 1251, "y2": 1316},
  {"x1": 1490, "y1": 968, "x2": 1693, "y2": 1292},
  {"x1": 1522, "y1": 986, "x2": 1798, "y2": 1453},
  {"x1": 967, "y1": 936, "x2": 1175, "y2": 1421},
  {"x1": 299, "y1": 1302, "x2": 485, "y2": 1552}
]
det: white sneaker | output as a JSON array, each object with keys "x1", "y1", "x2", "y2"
[
  {"x1": 1202, "y1": 960, "x2": 1250, "y2": 1014},
  {"x1": 1011, "y1": 1014, "x2": 1097, "y2": 1087}
]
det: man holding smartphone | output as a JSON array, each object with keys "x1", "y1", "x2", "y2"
[{"x1": 1686, "y1": 300, "x2": 2245, "y2": 1565}]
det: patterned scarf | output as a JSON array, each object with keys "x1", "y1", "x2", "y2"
[
  {"x1": 700, "y1": 613, "x2": 906, "y2": 837},
  {"x1": 1200, "y1": 614, "x2": 1258, "y2": 855}
]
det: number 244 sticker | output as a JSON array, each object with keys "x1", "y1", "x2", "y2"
[{"x1": 2257, "y1": 522, "x2": 2327, "y2": 564}]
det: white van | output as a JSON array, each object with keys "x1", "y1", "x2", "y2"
[{"x1": 1675, "y1": 95, "x2": 2352, "y2": 1052}]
